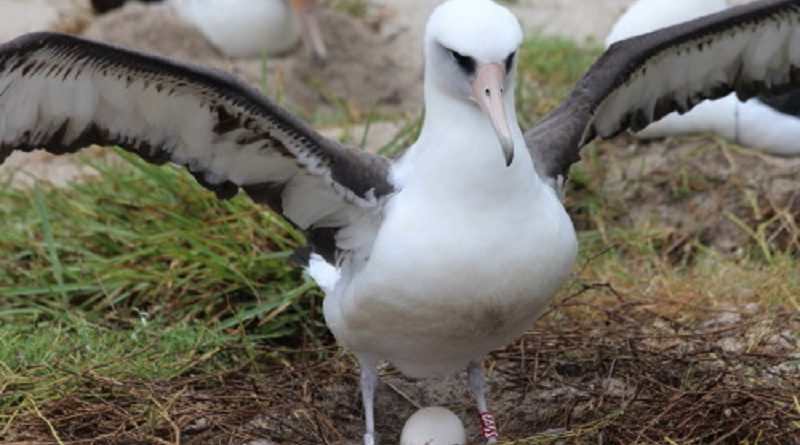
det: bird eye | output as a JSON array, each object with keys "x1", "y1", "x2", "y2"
[
  {"x1": 449, "y1": 49, "x2": 476, "y2": 75},
  {"x1": 504, "y1": 51, "x2": 516, "y2": 73}
]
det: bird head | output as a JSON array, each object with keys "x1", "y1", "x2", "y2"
[{"x1": 424, "y1": 0, "x2": 523, "y2": 166}]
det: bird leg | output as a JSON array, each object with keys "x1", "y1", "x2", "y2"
[
  {"x1": 468, "y1": 360, "x2": 499, "y2": 444},
  {"x1": 360, "y1": 360, "x2": 378, "y2": 445}
]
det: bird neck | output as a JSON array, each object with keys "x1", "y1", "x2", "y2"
[{"x1": 392, "y1": 79, "x2": 541, "y2": 199}]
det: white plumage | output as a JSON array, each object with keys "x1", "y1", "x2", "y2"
[
  {"x1": 170, "y1": 0, "x2": 326, "y2": 58},
  {"x1": 317, "y1": 4, "x2": 577, "y2": 443},
  {"x1": 606, "y1": 0, "x2": 800, "y2": 156}
]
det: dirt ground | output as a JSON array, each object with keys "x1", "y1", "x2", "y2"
[
  {"x1": 7, "y1": 293, "x2": 799, "y2": 444},
  {"x1": 582, "y1": 135, "x2": 800, "y2": 257}
]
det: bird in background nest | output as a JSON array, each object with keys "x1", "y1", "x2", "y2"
[{"x1": 89, "y1": 0, "x2": 327, "y2": 59}]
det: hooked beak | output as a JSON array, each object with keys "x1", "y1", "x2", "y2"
[
  {"x1": 290, "y1": 0, "x2": 328, "y2": 61},
  {"x1": 471, "y1": 63, "x2": 514, "y2": 166}
]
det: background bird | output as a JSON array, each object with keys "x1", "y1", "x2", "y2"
[
  {"x1": 170, "y1": 0, "x2": 328, "y2": 59},
  {"x1": 90, "y1": 0, "x2": 327, "y2": 59}
]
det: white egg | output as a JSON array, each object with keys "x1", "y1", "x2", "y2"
[{"x1": 400, "y1": 406, "x2": 467, "y2": 445}]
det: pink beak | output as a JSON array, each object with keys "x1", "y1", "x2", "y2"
[
  {"x1": 471, "y1": 63, "x2": 514, "y2": 166},
  {"x1": 290, "y1": 0, "x2": 328, "y2": 60}
]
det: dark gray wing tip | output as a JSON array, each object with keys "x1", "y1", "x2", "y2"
[
  {"x1": 0, "y1": 32, "x2": 311, "y2": 138},
  {"x1": 0, "y1": 31, "x2": 395, "y2": 202}
]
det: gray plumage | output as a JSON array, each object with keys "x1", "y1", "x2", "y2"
[{"x1": 0, "y1": 32, "x2": 393, "y2": 263}]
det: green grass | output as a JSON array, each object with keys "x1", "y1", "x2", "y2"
[
  {"x1": 0, "y1": 150, "x2": 330, "y2": 437},
  {"x1": 0, "y1": 151, "x2": 315, "y2": 329},
  {"x1": 1, "y1": 320, "x2": 231, "y2": 406},
  {"x1": 515, "y1": 34, "x2": 603, "y2": 129}
]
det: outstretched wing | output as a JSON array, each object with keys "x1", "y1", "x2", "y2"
[
  {"x1": 525, "y1": 0, "x2": 800, "y2": 185},
  {"x1": 0, "y1": 32, "x2": 394, "y2": 263}
]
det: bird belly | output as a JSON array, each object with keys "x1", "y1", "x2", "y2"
[{"x1": 325, "y1": 185, "x2": 577, "y2": 378}]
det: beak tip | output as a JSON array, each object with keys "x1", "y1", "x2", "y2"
[{"x1": 502, "y1": 140, "x2": 515, "y2": 167}]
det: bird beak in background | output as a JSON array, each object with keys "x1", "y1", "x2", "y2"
[
  {"x1": 290, "y1": 0, "x2": 328, "y2": 61},
  {"x1": 471, "y1": 63, "x2": 514, "y2": 166}
]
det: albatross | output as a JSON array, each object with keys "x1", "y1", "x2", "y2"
[
  {"x1": 170, "y1": 0, "x2": 328, "y2": 59},
  {"x1": 91, "y1": 0, "x2": 328, "y2": 59},
  {"x1": 1, "y1": 0, "x2": 799, "y2": 443}
]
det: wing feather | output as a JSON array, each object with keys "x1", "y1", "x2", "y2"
[
  {"x1": 525, "y1": 0, "x2": 800, "y2": 185},
  {"x1": 0, "y1": 32, "x2": 394, "y2": 263}
]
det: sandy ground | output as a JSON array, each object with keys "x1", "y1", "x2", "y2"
[{"x1": 0, "y1": 0, "x2": 91, "y2": 42}]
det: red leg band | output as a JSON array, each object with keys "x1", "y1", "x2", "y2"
[{"x1": 479, "y1": 411, "x2": 499, "y2": 441}]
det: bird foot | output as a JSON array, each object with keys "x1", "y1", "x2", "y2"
[
  {"x1": 364, "y1": 432, "x2": 375, "y2": 445},
  {"x1": 479, "y1": 411, "x2": 499, "y2": 443}
]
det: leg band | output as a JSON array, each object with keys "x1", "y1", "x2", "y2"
[{"x1": 479, "y1": 411, "x2": 499, "y2": 441}]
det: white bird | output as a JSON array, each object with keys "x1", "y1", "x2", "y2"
[
  {"x1": 400, "y1": 407, "x2": 466, "y2": 445},
  {"x1": 606, "y1": 0, "x2": 800, "y2": 156},
  {"x1": 0, "y1": 0, "x2": 799, "y2": 443},
  {"x1": 169, "y1": 0, "x2": 327, "y2": 58}
]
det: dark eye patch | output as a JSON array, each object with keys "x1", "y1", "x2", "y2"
[
  {"x1": 449, "y1": 49, "x2": 476, "y2": 76},
  {"x1": 504, "y1": 51, "x2": 516, "y2": 73}
]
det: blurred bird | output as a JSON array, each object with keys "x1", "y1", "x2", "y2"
[
  {"x1": 170, "y1": 0, "x2": 328, "y2": 59},
  {"x1": 90, "y1": 0, "x2": 327, "y2": 59},
  {"x1": 606, "y1": 0, "x2": 800, "y2": 156}
]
